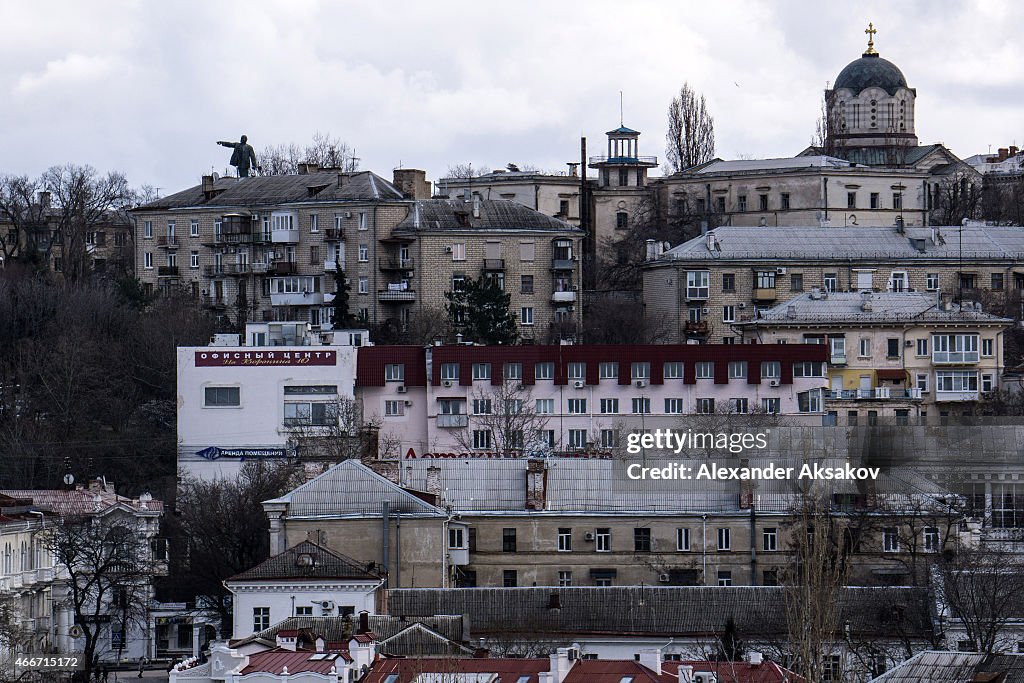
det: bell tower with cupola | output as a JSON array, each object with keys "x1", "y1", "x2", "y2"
[{"x1": 588, "y1": 125, "x2": 658, "y2": 189}]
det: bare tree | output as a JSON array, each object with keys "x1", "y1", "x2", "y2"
[
  {"x1": 930, "y1": 170, "x2": 984, "y2": 226},
  {"x1": 283, "y1": 396, "x2": 379, "y2": 462},
  {"x1": 454, "y1": 382, "x2": 550, "y2": 456},
  {"x1": 0, "y1": 174, "x2": 46, "y2": 266},
  {"x1": 261, "y1": 132, "x2": 360, "y2": 176},
  {"x1": 812, "y1": 91, "x2": 847, "y2": 159},
  {"x1": 444, "y1": 163, "x2": 492, "y2": 179},
  {"x1": 666, "y1": 82, "x2": 715, "y2": 173},
  {"x1": 581, "y1": 293, "x2": 672, "y2": 344},
  {"x1": 41, "y1": 514, "x2": 160, "y2": 681}
]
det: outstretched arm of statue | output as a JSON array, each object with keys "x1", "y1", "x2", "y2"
[{"x1": 217, "y1": 141, "x2": 235, "y2": 148}]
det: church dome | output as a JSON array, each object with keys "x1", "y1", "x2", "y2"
[{"x1": 833, "y1": 53, "x2": 908, "y2": 96}]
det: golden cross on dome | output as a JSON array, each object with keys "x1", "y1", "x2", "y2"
[{"x1": 864, "y1": 22, "x2": 878, "y2": 55}]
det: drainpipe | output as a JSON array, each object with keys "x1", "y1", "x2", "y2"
[
  {"x1": 702, "y1": 514, "x2": 708, "y2": 585},
  {"x1": 750, "y1": 502, "x2": 757, "y2": 585},
  {"x1": 395, "y1": 512, "x2": 402, "y2": 588},
  {"x1": 381, "y1": 501, "x2": 390, "y2": 588}
]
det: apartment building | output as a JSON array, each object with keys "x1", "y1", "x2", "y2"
[
  {"x1": 356, "y1": 343, "x2": 830, "y2": 458},
  {"x1": 738, "y1": 291, "x2": 1011, "y2": 421},
  {"x1": 134, "y1": 168, "x2": 583, "y2": 336},
  {"x1": 643, "y1": 224, "x2": 1024, "y2": 344}
]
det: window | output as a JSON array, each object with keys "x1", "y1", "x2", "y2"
[
  {"x1": 737, "y1": 196, "x2": 747, "y2": 212},
  {"x1": 695, "y1": 361, "x2": 714, "y2": 379},
  {"x1": 558, "y1": 528, "x2": 572, "y2": 552},
  {"x1": 631, "y1": 362, "x2": 650, "y2": 380},
  {"x1": 797, "y1": 389, "x2": 823, "y2": 413},
  {"x1": 664, "y1": 362, "x2": 684, "y2": 379},
  {"x1": 309, "y1": 214, "x2": 319, "y2": 232},
  {"x1": 982, "y1": 338, "x2": 994, "y2": 357},
  {"x1": 870, "y1": 192, "x2": 880, "y2": 209},
  {"x1": 824, "y1": 273, "x2": 838, "y2": 292},
  {"x1": 284, "y1": 401, "x2": 338, "y2": 426},
  {"x1": 982, "y1": 373, "x2": 995, "y2": 392},
  {"x1": 888, "y1": 271, "x2": 908, "y2": 292},
  {"x1": 855, "y1": 338, "x2": 870, "y2": 358},
  {"x1": 504, "y1": 362, "x2": 522, "y2": 380},
  {"x1": 728, "y1": 361, "x2": 747, "y2": 379},
  {"x1": 568, "y1": 398, "x2": 587, "y2": 414},
  {"x1": 883, "y1": 528, "x2": 899, "y2": 553},
  {"x1": 600, "y1": 429, "x2": 619, "y2": 448},
  {"x1": 664, "y1": 398, "x2": 685, "y2": 414},
  {"x1": 520, "y1": 275, "x2": 534, "y2": 294},
  {"x1": 717, "y1": 528, "x2": 731, "y2": 551},
  {"x1": 791, "y1": 273, "x2": 804, "y2": 291},
  {"x1": 440, "y1": 363, "x2": 459, "y2": 381},
  {"x1": 616, "y1": 212, "x2": 628, "y2": 229},
  {"x1": 357, "y1": 277, "x2": 368, "y2": 294},
  {"x1": 631, "y1": 397, "x2": 651, "y2": 414},
  {"x1": 204, "y1": 386, "x2": 240, "y2": 407},
  {"x1": 144, "y1": 220, "x2": 153, "y2": 238},
  {"x1": 926, "y1": 273, "x2": 939, "y2": 290},
  {"x1": 451, "y1": 243, "x2": 466, "y2": 261},
  {"x1": 729, "y1": 397, "x2": 748, "y2": 414},
  {"x1": 357, "y1": 212, "x2": 367, "y2": 231},
  {"x1": 723, "y1": 305, "x2": 736, "y2": 323},
  {"x1": 717, "y1": 571, "x2": 733, "y2": 586},
  {"x1": 503, "y1": 528, "x2": 517, "y2": 552},
  {"x1": 472, "y1": 363, "x2": 491, "y2": 381},
  {"x1": 358, "y1": 244, "x2": 368, "y2": 262},
  {"x1": 697, "y1": 398, "x2": 715, "y2": 414},
  {"x1": 634, "y1": 528, "x2": 652, "y2": 553},
  {"x1": 759, "y1": 194, "x2": 768, "y2": 211},
  {"x1": 763, "y1": 528, "x2": 778, "y2": 551},
  {"x1": 448, "y1": 527, "x2": 465, "y2": 549},
  {"x1": 568, "y1": 429, "x2": 587, "y2": 449},
  {"x1": 599, "y1": 362, "x2": 619, "y2": 380},
  {"x1": 385, "y1": 400, "x2": 405, "y2": 417},
  {"x1": 567, "y1": 362, "x2": 585, "y2": 380},
  {"x1": 686, "y1": 271, "x2": 710, "y2": 299},
  {"x1": 847, "y1": 191, "x2": 857, "y2": 209},
  {"x1": 756, "y1": 271, "x2": 776, "y2": 289},
  {"x1": 793, "y1": 362, "x2": 824, "y2": 377},
  {"x1": 295, "y1": 606, "x2": 313, "y2": 617},
  {"x1": 535, "y1": 399, "x2": 554, "y2": 414},
  {"x1": 558, "y1": 571, "x2": 573, "y2": 587},
  {"x1": 253, "y1": 607, "x2": 270, "y2": 632},
  {"x1": 916, "y1": 338, "x2": 928, "y2": 357},
  {"x1": 535, "y1": 362, "x2": 554, "y2": 380},
  {"x1": 144, "y1": 252, "x2": 153, "y2": 269},
  {"x1": 722, "y1": 273, "x2": 735, "y2": 291},
  {"x1": 384, "y1": 364, "x2": 406, "y2": 384},
  {"x1": 190, "y1": 251, "x2": 199, "y2": 268},
  {"x1": 761, "y1": 361, "x2": 781, "y2": 379},
  {"x1": 473, "y1": 430, "x2": 492, "y2": 449},
  {"x1": 762, "y1": 398, "x2": 780, "y2": 414},
  {"x1": 596, "y1": 528, "x2": 611, "y2": 552},
  {"x1": 933, "y1": 334, "x2": 980, "y2": 363},
  {"x1": 780, "y1": 193, "x2": 790, "y2": 210},
  {"x1": 503, "y1": 570, "x2": 518, "y2": 587},
  {"x1": 600, "y1": 398, "x2": 619, "y2": 414},
  {"x1": 618, "y1": 169, "x2": 628, "y2": 186},
  {"x1": 190, "y1": 219, "x2": 199, "y2": 237},
  {"x1": 676, "y1": 528, "x2": 690, "y2": 551},
  {"x1": 916, "y1": 373, "x2": 929, "y2": 393},
  {"x1": 992, "y1": 273, "x2": 1004, "y2": 291},
  {"x1": 923, "y1": 527, "x2": 940, "y2": 552},
  {"x1": 472, "y1": 399, "x2": 492, "y2": 415}
]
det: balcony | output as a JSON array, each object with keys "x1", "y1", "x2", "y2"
[
  {"x1": 552, "y1": 258, "x2": 576, "y2": 271},
  {"x1": 271, "y1": 291, "x2": 325, "y2": 307},
  {"x1": 251, "y1": 262, "x2": 270, "y2": 274},
  {"x1": 272, "y1": 262, "x2": 298, "y2": 275},
  {"x1": 684, "y1": 288, "x2": 709, "y2": 301},
  {"x1": 933, "y1": 352, "x2": 980, "y2": 365},
  {"x1": 204, "y1": 297, "x2": 229, "y2": 310},
  {"x1": 379, "y1": 257, "x2": 415, "y2": 272},
  {"x1": 157, "y1": 236, "x2": 179, "y2": 249},
  {"x1": 437, "y1": 414, "x2": 469, "y2": 428},
  {"x1": 753, "y1": 288, "x2": 778, "y2": 302},
  {"x1": 482, "y1": 259, "x2": 505, "y2": 271},
  {"x1": 325, "y1": 228, "x2": 343, "y2": 240},
  {"x1": 588, "y1": 154, "x2": 658, "y2": 166},
  {"x1": 34, "y1": 567, "x2": 54, "y2": 583},
  {"x1": 830, "y1": 354, "x2": 847, "y2": 365},
  {"x1": 552, "y1": 291, "x2": 577, "y2": 304},
  {"x1": 825, "y1": 388, "x2": 923, "y2": 400},
  {"x1": 157, "y1": 266, "x2": 179, "y2": 276},
  {"x1": 204, "y1": 263, "x2": 255, "y2": 277},
  {"x1": 378, "y1": 289, "x2": 417, "y2": 303},
  {"x1": 34, "y1": 616, "x2": 50, "y2": 631},
  {"x1": 936, "y1": 390, "x2": 979, "y2": 402},
  {"x1": 684, "y1": 320, "x2": 709, "y2": 336}
]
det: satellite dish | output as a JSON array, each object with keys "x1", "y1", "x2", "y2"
[{"x1": 63, "y1": 473, "x2": 75, "y2": 486}]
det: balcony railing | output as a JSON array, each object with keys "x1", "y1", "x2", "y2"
[
  {"x1": 204, "y1": 297, "x2": 229, "y2": 310},
  {"x1": 437, "y1": 414, "x2": 469, "y2": 428},
  {"x1": 379, "y1": 257, "x2": 415, "y2": 271},
  {"x1": 684, "y1": 321, "x2": 709, "y2": 336},
  {"x1": 753, "y1": 288, "x2": 777, "y2": 301},
  {"x1": 272, "y1": 262, "x2": 298, "y2": 275},
  {"x1": 552, "y1": 291, "x2": 577, "y2": 303},
  {"x1": 588, "y1": 155, "x2": 658, "y2": 166},
  {"x1": 324, "y1": 228, "x2": 343, "y2": 240},
  {"x1": 552, "y1": 258, "x2": 576, "y2": 271},
  {"x1": 157, "y1": 266, "x2": 179, "y2": 276},
  {"x1": 157, "y1": 236, "x2": 179, "y2": 248},
  {"x1": 378, "y1": 289, "x2": 416, "y2": 302},
  {"x1": 825, "y1": 388, "x2": 923, "y2": 400},
  {"x1": 482, "y1": 259, "x2": 505, "y2": 271},
  {"x1": 204, "y1": 263, "x2": 256, "y2": 276}
]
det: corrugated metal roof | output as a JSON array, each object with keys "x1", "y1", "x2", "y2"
[
  {"x1": 363, "y1": 658, "x2": 550, "y2": 683},
  {"x1": 690, "y1": 156, "x2": 861, "y2": 174},
  {"x1": 387, "y1": 586, "x2": 934, "y2": 639},
  {"x1": 870, "y1": 651, "x2": 989, "y2": 683},
  {"x1": 240, "y1": 648, "x2": 348, "y2": 675},
  {"x1": 236, "y1": 615, "x2": 466, "y2": 647},
  {"x1": 662, "y1": 660, "x2": 806, "y2": 683},
  {"x1": 392, "y1": 199, "x2": 583, "y2": 235},
  {"x1": 0, "y1": 489, "x2": 163, "y2": 517},
  {"x1": 377, "y1": 622, "x2": 475, "y2": 657},
  {"x1": 278, "y1": 460, "x2": 442, "y2": 518},
  {"x1": 226, "y1": 540, "x2": 380, "y2": 582},
  {"x1": 747, "y1": 292, "x2": 1011, "y2": 325}
]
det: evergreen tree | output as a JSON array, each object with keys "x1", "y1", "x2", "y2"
[
  {"x1": 332, "y1": 268, "x2": 357, "y2": 327},
  {"x1": 714, "y1": 617, "x2": 746, "y2": 661},
  {"x1": 445, "y1": 275, "x2": 518, "y2": 345}
]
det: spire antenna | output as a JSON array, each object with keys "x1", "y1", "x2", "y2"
[{"x1": 619, "y1": 91, "x2": 624, "y2": 127}]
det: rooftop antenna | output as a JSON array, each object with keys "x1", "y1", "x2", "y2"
[{"x1": 619, "y1": 90, "x2": 624, "y2": 126}]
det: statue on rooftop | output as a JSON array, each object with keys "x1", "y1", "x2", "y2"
[{"x1": 217, "y1": 135, "x2": 260, "y2": 177}]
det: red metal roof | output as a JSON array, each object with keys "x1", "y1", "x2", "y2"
[
  {"x1": 363, "y1": 657, "x2": 549, "y2": 683},
  {"x1": 240, "y1": 648, "x2": 350, "y2": 675},
  {"x1": 662, "y1": 660, "x2": 808, "y2": 683},
  {"x1": 0, "y1": 489, "x2": 163, "y2": 517},
  {"x1": 563, "y1": 659, "x2": 666, "y2": 683}
]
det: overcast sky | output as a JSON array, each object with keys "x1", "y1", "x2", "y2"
[{"x1": 4, "y1": 0, "x2": 1022, "y2": 194}]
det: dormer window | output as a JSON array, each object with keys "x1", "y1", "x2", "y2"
[{"x1": 296, "y1": 553, "x2": 315, "y2": 567}]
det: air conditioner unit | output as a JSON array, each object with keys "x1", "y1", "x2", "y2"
[
  {"x1": 571, "y1": 285, "x2": 578, "y2": 291},
  {"x1": 573, "y1": 380, "x2": 585, "y2": 389},
  {"x1": 319, "y1": 600, "x2": 335, "y2": 610},
  {"x1": 769, "y1": 379, "x2": 780, "y2": 387},
  {"x1": 403, "y1": 400, "x2": 413, "y2": 407},
  {"x1": 201, "y1": 289, "x2": 209, "y2": 296},
  {"x1": 658, "y1": 573, "x2": 671, "y2": 583},
  {"x1": 396, "y1": 385, "x2": 408, "y2": 394},
  {"x1": 776, "y1": 267, "x2": 787, "y2": 275},
  {"x1": 738, "y1": 302, "x2": 747, "y2": 309},
  {"x1": 635, "y1": 380, "x2": 647, "y2": 388},
  {"x1": 228, "y1": 247, "x2": 236, "y2": 254},
  {"x1": 444, "y1": 246, "x2": 454, "y2": 254},
  {"x1": 344, "y1": 211, "x2": 353, "y2": 219},
  {"x1": 443, "y1": 380, "x2": 454, "y2": 388},
  {"x1": 567, "y1": 305, "x2": 575, "y2": 312},
  {"x1": 584, "y1": 532, "x2": 595, "y2": 541},
  {"x1": 701, "y1": 307, "x2": 710, "y2": 314},
  {"x1": 905, "y1": 340, "x2": 914, "y2": 347}
]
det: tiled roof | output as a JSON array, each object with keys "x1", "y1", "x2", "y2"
[
  {"x1": 747, "y1": 292, "x2": 1012, "y2": 326},
  {"x1": 226, "y1": 540, "x2": 381, "y2": 582},
  {"x1": 0, "y1": 489, "x2": 163, "y2": 517},
  {"x1": 135, "y1": 171, "x2": 405, "y2": 211},
  {"x1": 237, "y1": 615, "x2": 466, "y2": 647},
  {"x1": 392, "y1": 199, "x2": 582, "y2": 234},
  {"x1": 363, "y1": 658, "x2": 550, "y2": 683},
  {"x1": 386, "y1": 586, "x2": 935, "y2": 639},
  {"x1": 239, "y1": 648, "x2": 349, "y2": 675},
  {"x1": 657, "y1": 225, "x2": 1024, "y2": 262}
]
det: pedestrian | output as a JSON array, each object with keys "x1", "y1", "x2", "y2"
[
  {"x1": 138, "y1": 656, "x2": 145, "y2": 678},
  {"x1": 102, "y1": 664, "x2": 109, "y2": 682}
]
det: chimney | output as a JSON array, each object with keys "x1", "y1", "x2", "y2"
[
  {"x1": 201, "y1": 175, "x2": 214, "y2": 197},
  {"x1": 638, "y1": 648, "x2": 663, "y2": 675},
  {"x1": 37, "y1": 191, "x2": 51, "y2": 209},
  {"x1": 747, "y1": 652, "x2": 763, "y2": 666},
  {"x1": 939, "y1": 292, "x2": 953, "y2": 311},
  {"x1": 463, "y1": 188, "x2": 472, "y2": 202},
  {"x1": 358, "y1": 610, "x2": 369, "y2": 634},
  {"x1": 338, "y1": 173, "x2": 348, "y2": 188},
  {"x1": 645, "y1": 239, "x2": 658, "y2": 261},
  {"x1": 425, "y1": 465, "x2": 442, "y2": 497},
  {"x1": 998, "y1": 147, "x2": 1010, "y2": 161},
  {"x1": 705, "y1": 231, "x2": 717, "y2": 251},
  {"x1": 298, "y1": 163, "x2": 309, "y2": 175},
  {"x1": 472, "y1": 193, "x2": 481, "y2": 219},
  {"x1": 473, "y1": 647, "x2": 490, "y2": 658},
  {"x1": 548, "y1": 648, "x2": 573, "y2": 683},
  {"x1": 786, "y1": 305, "x2": 797, "y2": 319},
  {"x1": 1011, "y1": 146, "x2": 1020, "y2": 157},
  {"x1": 677, "y1": 665, "x2": 694, "y2": 683},
  {"x1": 861, "y1": 294, "x2": 873, "y2": 312},
  {"x1": 525, "y1": 459, "x2": 548, "y2": 510},
  {"x1": 392, "y1": 169, "x2": 431, "y2": 200}
]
